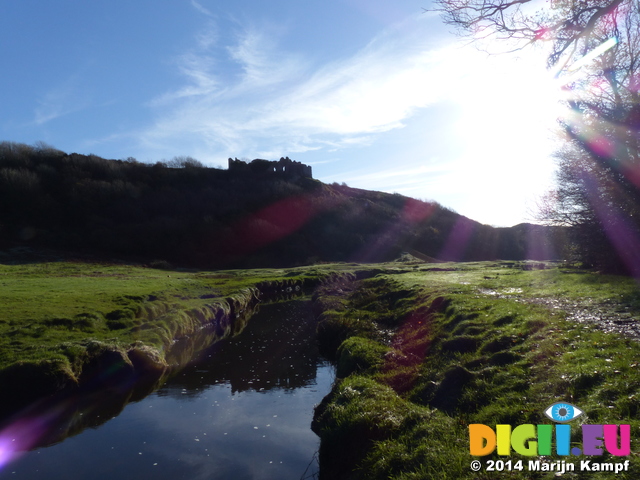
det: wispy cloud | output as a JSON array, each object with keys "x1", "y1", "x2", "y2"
[
  {"x1": 137, "y1": 13, "x2": 466, "y2": 160},
  {"x1": 190, "y1": 0, "x2": 214, "y2": 18},
  {"x1": 324, "y1": 162, "x2": 456, "y2": 195},
  {"x1": 336, "y1": 163, "x2": 451, "y2": 185},
  {"x1": 33, "y1": 74, "x2": 91, "y2": 125}
]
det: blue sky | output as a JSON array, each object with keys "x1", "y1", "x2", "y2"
[{"x1": 0, "y1": 0, "x2": 566, "y2": 226}]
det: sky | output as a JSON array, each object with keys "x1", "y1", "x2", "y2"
[{"x1": 0, "y1": 0, "x2": 568, "y2": 227}]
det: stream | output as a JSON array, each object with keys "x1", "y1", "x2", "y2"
[{"x1": 0, "y1": 299, "x2": 333, "y2": 480}]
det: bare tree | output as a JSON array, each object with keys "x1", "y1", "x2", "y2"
[
  {"x1": 436, "y1": 0, "x2": 640, "y2": 270},
  {"x1": 166, "y1": 156, "x2": 204, "y2": 168}
]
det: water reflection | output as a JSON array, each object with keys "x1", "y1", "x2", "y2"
[
  {"x1": 0, "y1": 300, "x2": 333, "y2": 480},
  {"x1": 165, "y1": 300, "x2": 321, "y2": 396}
]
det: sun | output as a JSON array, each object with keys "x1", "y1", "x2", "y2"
[
  {"x1": 455, "y1": 50, "x2": 568, "y2": 157},
  {"x1": 446, "y1": 48, "x2": 569, "y2": 222}
]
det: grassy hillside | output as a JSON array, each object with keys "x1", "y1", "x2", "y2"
[{"x1": 0, "y1": 141, "x2": 567, "y2": 267}]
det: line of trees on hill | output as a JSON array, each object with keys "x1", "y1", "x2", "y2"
[{"x1": 0, "y1": 141, "x2": 567, "y2": 267}]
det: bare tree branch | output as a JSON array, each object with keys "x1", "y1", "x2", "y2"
[{"x1": 432, "y1": 0, "x2": 630, "y2": 69}]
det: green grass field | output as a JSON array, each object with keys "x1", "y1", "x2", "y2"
[
  {"x1": 0, "y1": 259, "x2": 380, "y2": 379},
  {"x1": 3, "y1": 258, "x2": 640, "y2": 478}
]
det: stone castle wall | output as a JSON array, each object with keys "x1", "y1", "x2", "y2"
[{"x1": 228, "y1": 157, "x2": 312, "y2": 179}]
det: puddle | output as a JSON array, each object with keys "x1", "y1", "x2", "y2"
[{"x1": 477, "y1": 288, "x2": 522, "y2": 296}]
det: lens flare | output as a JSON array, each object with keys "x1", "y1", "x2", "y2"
[
  {"x1": 439, "y1": 218, "x2": 476, "y2": 261},
  {"x1": 567, "y1": 37, "x2": 619, "y2": 73},
  {"x1": 0, "y1": 417, "x2": 46, "y2": 471}
]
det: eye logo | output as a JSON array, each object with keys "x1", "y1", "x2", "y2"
[{"x1": 544, "y1": 402, "x2": 584, "y2": 423}]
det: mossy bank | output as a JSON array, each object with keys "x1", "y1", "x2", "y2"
[
  {"x1": 0, "y1": 259, "x2": 353, "y2": 414},
  {"x1": 311, "y1": 261, "x2": 640, "y2": 479}
]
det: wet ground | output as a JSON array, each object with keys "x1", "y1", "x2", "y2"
[{"x1": 478, "y1": 287, "x2": 640, "y2": 341}]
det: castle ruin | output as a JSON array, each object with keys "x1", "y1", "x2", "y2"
[{"x1": 227, "y1": 156, "x2": 312, "y2": 179}]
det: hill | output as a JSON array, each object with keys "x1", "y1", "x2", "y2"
[{"x1": 0, "y1": 141, "x2": 567, "y2": 267}]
